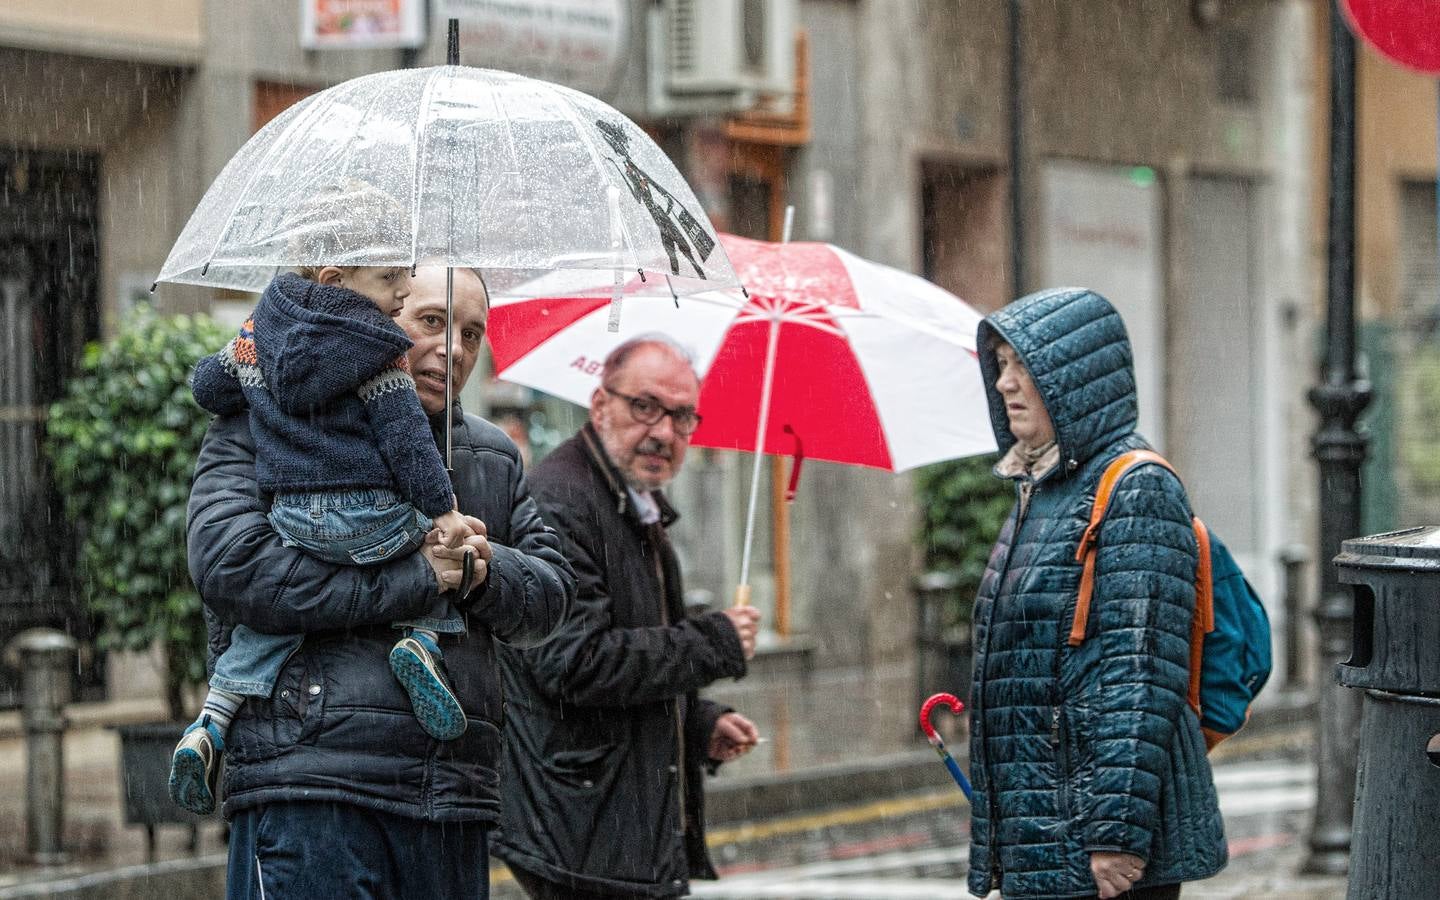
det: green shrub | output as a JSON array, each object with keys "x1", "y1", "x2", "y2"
[
  {"x1": 915, "y1": 453, "x2": 1014, "y2": 627},
  {"x1": 1399, "y1": 345, "x2": 1440, "y2": 491},
  {"x1": 44, "y1": 308, "x2": 230, "y2": 719}
]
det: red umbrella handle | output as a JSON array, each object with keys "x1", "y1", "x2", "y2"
[
  {"x1": 920, "y1": 692, "x2": 965, "y2": 741},
  {"x1": 783, "y1": 425, "x2": 805, "y2": 502}
]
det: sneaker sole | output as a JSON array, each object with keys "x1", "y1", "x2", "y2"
[
  {"x1": 169, "y1": 747, "x2": 216, "y2": 815},
  {"x1": 389, "y1": 645, "x2": 467, "y2": 741}
]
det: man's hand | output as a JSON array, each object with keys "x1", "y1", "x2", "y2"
[
  {"x1": 1090, "y1": 851, "x2": 1146, "y2": 899},
  {"x1": 421, "y1": 538, "x2": 466, "y2": 592},
  {"x1": 423, "y1": 516, "x2": 492, "y2": 595},
  {"x1": 707, "y1": 712, "x2": 759, "y2": 762},
  {"x1": 722, "y1": 605, "x2": 761, "y2": 660}
]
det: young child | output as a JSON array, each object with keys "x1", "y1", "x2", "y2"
[{"x1": 169, "y1": 264, "x2": 477, "y2": 816}]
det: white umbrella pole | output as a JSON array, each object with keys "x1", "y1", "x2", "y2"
[
  {"x1": 735, "y1": 207, "x2": 796, "y2": 608},
  {"x1": 736, "y1": 314, "x2": 782, "y2": 606},
  {"x1": 444, "y1": 266, "x2": 454, "y2": 470},
  {"x1": 606, "y1": 186, "x2": 624, "y2": 332},
  {"x1": 443, "y1": 18, "x2": 458, "y2": 467}
]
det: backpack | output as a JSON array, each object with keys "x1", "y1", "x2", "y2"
[{"x1": 1067, "y1": 449, "x2": 1272, "y2": 750}]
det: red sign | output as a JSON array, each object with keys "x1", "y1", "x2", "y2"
[
  {"x1": 300, "y1": 0, "x2": 425, "y2": 50},
  {"x1": 1341, "y1": 0, "x2": 1440, "y2": 74}
]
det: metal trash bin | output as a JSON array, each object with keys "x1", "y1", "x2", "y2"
[{"x1": 1335, "y1": 526, "x2": 1440, "y2": 900}]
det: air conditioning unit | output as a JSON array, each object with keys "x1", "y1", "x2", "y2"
[{"x1": 662, "y1": 0, "x2": 795, "y2": 99}]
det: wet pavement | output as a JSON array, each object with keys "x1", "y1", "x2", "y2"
[
  {"x1": 489, "y1": 717, "x2": 1345, "y2": 899},
  {"x1": 0, "y1": 662, "x2": 1347, "y2": 899},
  {"x1": 0, "y1": 698, "x2": 228, "y2": 892}
]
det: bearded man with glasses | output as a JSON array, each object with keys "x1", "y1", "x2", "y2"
[{"x1": 493, "y1": 335, "x2": 761, "y2": 900}]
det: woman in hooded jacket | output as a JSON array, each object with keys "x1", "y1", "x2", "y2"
[{"x1": 966, "y1": 288, "x2": 1227, "y2": 899}]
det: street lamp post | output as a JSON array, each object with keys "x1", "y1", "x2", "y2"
[
  {"x1": 1302, "y1": 0, "x2": 1372, "y2": 877},
  {"x1": 1007, "y1": 0, "x2": 1025, "y2": 294}
]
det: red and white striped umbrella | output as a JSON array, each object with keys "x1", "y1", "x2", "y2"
[{"x1": 489, "y1": 233, "x2": 997, "y2": 472}]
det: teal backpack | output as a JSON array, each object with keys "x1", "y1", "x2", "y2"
[{"x1": 1069, "y1": 450, "x2": 1273, "y2": 749}]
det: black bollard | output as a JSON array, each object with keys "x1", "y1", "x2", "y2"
[
  {"x1": 3, "y1": 628, "x2": 78, "y2": 865},
  {"x1": 1279, "y1": 543, "x2": 1310, "y2": 691}
]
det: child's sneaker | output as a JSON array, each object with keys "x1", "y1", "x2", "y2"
[
  {"x1": 168, "y1": 716, "x2": 223, "y2": 815},
  {"x1": 389, "y1": 633, "x2": 467, "y2": 741}
]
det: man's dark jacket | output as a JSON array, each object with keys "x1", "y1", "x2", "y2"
[
  {"x1": 187, "y1": 404, "x2": 574, "y2": 824},
  {"x1": 492, "y1": 425, "x2": 747, "y2": 898}
]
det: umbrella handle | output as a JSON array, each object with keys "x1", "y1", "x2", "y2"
[
  {"x1": 920, "y1": 692, "x2": 964, "y2": 741},
  {"x1": 921, "y1": 692, "x2": 974, "y2": 802},
  {"x1": 733, "y1": 584, "x2": 752, "y2": 607},
  {"x1": 783, "y1": 425, "x2": 805, "y2": 503}
]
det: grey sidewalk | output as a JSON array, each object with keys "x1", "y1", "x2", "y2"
[{"x1": 0, "y1": 661, "x2": 1336, "y2": 897}]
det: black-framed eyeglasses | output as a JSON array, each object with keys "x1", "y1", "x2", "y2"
[{"x1": 602, "y1": 386, "x2": 702, "y2": 436}]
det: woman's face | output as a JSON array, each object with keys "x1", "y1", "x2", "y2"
[
  {"x1": 394, "y1": 268, "x2": 489, "y2": 416},
  {"x1": 994, "y1": 341, "x2": 1055, "y2": 447}
]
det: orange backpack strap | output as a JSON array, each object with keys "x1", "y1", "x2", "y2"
[
  {"x1": 1069, "y1": 450, "x2": 1176, "y2": 647},
  {"x1": 1188, "y1": 518, "x2": 1216, "y2": 716}
]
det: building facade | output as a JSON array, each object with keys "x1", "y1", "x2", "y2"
[{"x1": 8, "y1": 0, "x2": 1393, "y2": 702}]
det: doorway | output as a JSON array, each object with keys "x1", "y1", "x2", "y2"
[
  {"x1": 920, "y1": 162, "x2": 1008, "y2": 313},
  {"x1": 1172, "y1": 175, "x2": 1266, "y2": 572},
  {"x1": 0, "y1": 148, "x2": 103, "y2": 706}
]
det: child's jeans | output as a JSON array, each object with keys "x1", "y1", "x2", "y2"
[{"x1": 210, "y1": 488, "x2": 465, "y2": 698}]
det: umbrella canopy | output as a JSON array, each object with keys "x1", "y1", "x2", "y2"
[
  {"x1": 155, "y1": 65, "x2": 737, "y2": 297},
  {"x1": 489, "y1": 233, "x2": 997, "y2": 472}
]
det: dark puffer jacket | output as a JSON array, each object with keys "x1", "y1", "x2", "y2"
[
  {"x1": 492, "y1": 425, "x2": 747, "y2": 898},
  {"x1": 187, "y1": 404, "x2": 574, "y2": 824},
  {"x1": 967, "y1": 289, "x2": 1227, "y2": 898}
]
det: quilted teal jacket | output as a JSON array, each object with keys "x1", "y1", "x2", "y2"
[{"x1": 967, "y1": 288, "x2": 1226, "y2": 898}]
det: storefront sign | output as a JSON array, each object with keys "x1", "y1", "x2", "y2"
[
  {"x1": 301, "y1": 0, "x2": 425, "y2": 50},
  {"x1": 439, "y1": 0, "x2": 627, "y2": 95}
]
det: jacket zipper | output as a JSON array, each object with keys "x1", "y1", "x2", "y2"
[
  {"x1": 977, "y1": 478, "x2": 1038, "y2": 891},
  {"x1": 1052, "y1": 705, "x2": 1071, "y2": 820},
  {"x1": 652, "y1": 526, "x2": 689, "y2": 837}
]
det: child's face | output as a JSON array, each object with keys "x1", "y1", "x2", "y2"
[{"x1": 339, "y1": 266, "x2": 412, "y2": 317}]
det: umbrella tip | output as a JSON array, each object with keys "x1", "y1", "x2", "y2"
[
  {"x1": 200, "y1": 262, "x2": 209, "y2": 277},
  {"x1": 149, "y1": 281, "x2": 158, "y2": 294},
  {"x1": 636, "y1": 268, "x2": 647, "y2": 283}
]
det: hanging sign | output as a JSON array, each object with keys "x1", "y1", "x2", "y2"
[
  {"x1": 1341, "y1": 0, "x2": 1440, "y2": 74},
  {"x1": 438, "y1": 0, "x2": 627, "y2": 95},
  {"x1": 300, "y1": 0, "x2": 426, "y2": 49}
]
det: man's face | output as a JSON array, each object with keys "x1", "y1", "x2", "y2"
[
  {"x1": 993, "y1": 341, "x2": 1055, "y2": 447},
  {"x1": 395, "y1": 268, "x2": 489, "y2": 416},
  {"x1": 590, "y1": 345, "x2": 701, "y2": 492}
]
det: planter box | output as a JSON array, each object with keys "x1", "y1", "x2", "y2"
[
  {"x1": 915, "y1": 630, "x2": 972, "y2": 717},
  {"x1": 113, "y1": 721, "x2": 206, "y2": 859},
  {"x1": 913, "y1": 571, "x2": 973, "y2": 722}
]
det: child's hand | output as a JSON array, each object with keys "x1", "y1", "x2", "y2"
[{"x1": 432, "y1": 509, "x2": 474, "y2": 549}]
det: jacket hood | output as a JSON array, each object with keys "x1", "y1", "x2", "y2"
[
  {"x1": 977, "y1": 288, "x2": 1137, "y2": 470},
  {"x1": 255, "y1": 272, "x2": 413, "y2": 405}
]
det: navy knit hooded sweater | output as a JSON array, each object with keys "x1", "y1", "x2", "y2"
[{"x1": 191, "y1": 272, "x2": 453, "y2": 518}]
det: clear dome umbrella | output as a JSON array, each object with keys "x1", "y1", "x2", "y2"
[{"x1": 155, "y1": 55, "x2": 738, "y2": 462}]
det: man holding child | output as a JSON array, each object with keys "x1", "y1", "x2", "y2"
[{"x1": 185, "y1": 265, "x2": 575, "y2": 899}]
